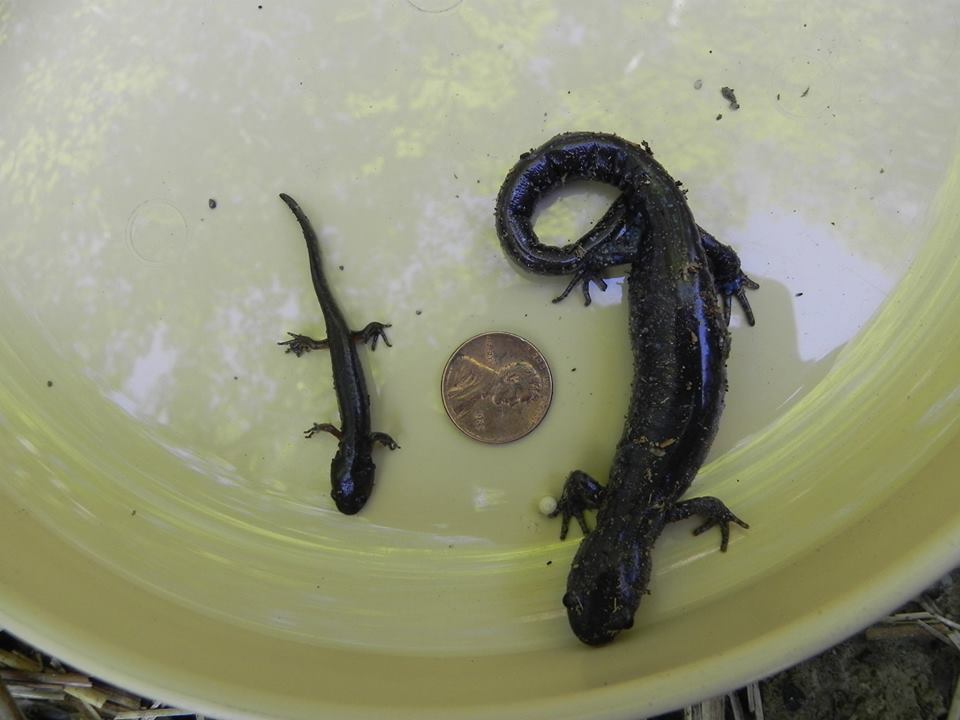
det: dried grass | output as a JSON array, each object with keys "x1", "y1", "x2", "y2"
[{"x1": 0, "y1": 633, "x2": 199, "y2": 720}]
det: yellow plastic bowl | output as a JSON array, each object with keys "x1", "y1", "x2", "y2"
[{"x1": 2, "y1": 3, "x2": 959, "y2": 718}]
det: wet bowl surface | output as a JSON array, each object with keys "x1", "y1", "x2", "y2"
[{"x1": 1, "y1": 3, "x2": 960, "y2": 719}]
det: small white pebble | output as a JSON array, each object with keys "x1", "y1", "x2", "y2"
[{"x1": 538, "y1": 495, "x2": 558, "y2": 516}]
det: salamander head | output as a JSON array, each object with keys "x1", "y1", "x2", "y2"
[
  {"x1": 562, "y1": 533, "x2": 650, "y2": 646},
  {"x1": 330, "y1": 452, "x2": 376, "y2": 515}
]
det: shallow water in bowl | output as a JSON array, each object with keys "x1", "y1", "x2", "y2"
[{"x1": 1, "y1": 0, "x2": 959, "y2": 677}]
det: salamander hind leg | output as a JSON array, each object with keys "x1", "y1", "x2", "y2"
[
  {"x1": 279, "y1": 332, "x2": 329, "y2": 357},
  {"x1": 304, "y1": 422, "x2": 343, "y2": 440},
  {"x1": 370, "y1": 431, "x2": 400, "y2": 450},
  {"x1": 667, "y1": 496, "x2": 749, "y2": 552},
  {"x1": 698, "y1": 227, "x2": 760, "y2": 326},
  {"x1": 549, "y1": 470, "x2": 606, "y2": 540},
  {"x1": 553, "y1": 264, "x2": 609, "y2": 306},
  {"x1": 353, "y1": 322, "x2": 392, "y2": 350}
]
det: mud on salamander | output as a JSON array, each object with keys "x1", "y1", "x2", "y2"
[{"x1": 495, "y1": 132, "x2": 758, "y2": 646}]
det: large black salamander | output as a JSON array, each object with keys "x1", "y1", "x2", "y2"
[
  {"x1": 495, "y1": 132, "x2": 758, "y2": 645},
  {"x1": 278, "y1": 193, "x2": 399, "y2": 515}
]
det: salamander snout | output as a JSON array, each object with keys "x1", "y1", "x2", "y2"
[
  {"x1": 562, "y1": 573, "x2": 641, "y2": 646},
  {"x1": 330, "y1": 456, "x2": 376, "y2": 515}
]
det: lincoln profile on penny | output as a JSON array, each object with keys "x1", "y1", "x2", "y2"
[
  {"x1": 441, "y1": 332, "x2": 554, "y2": 444},
  {"x1": 444, "y1": 354, "x2": 543, "y2": 417}
]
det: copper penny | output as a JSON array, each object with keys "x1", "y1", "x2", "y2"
[{"x1": 441, "y1": 332, "x2": 553, "y2": 444}]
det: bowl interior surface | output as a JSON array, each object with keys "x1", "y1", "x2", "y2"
[{"x1": 2, "y1": 2, "x2": 960, "y2": 719}]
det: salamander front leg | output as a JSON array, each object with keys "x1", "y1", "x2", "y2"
[
  {"x1": 666, "y1": 496, "x2": 749, "y2": 552},
  {"x1": 279, "y1": 332, "x2": 329, "y2": 357},
  {"x1": 353, "y1": 321, "x2": 392, "y2": 350},
  {"x1": 549, "y1": 470, "x2": 606, "y2": 540},
  {"x1": 281, "y1": 322, "x2": 392, "y2": 356}
]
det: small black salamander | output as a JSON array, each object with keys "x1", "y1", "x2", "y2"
[
  {"x1": 495, "y1": 132, "x2": 758, "y2": 645},
  {"x1": 278, "y1": 193, "x2": 399, "y2": 515}
]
